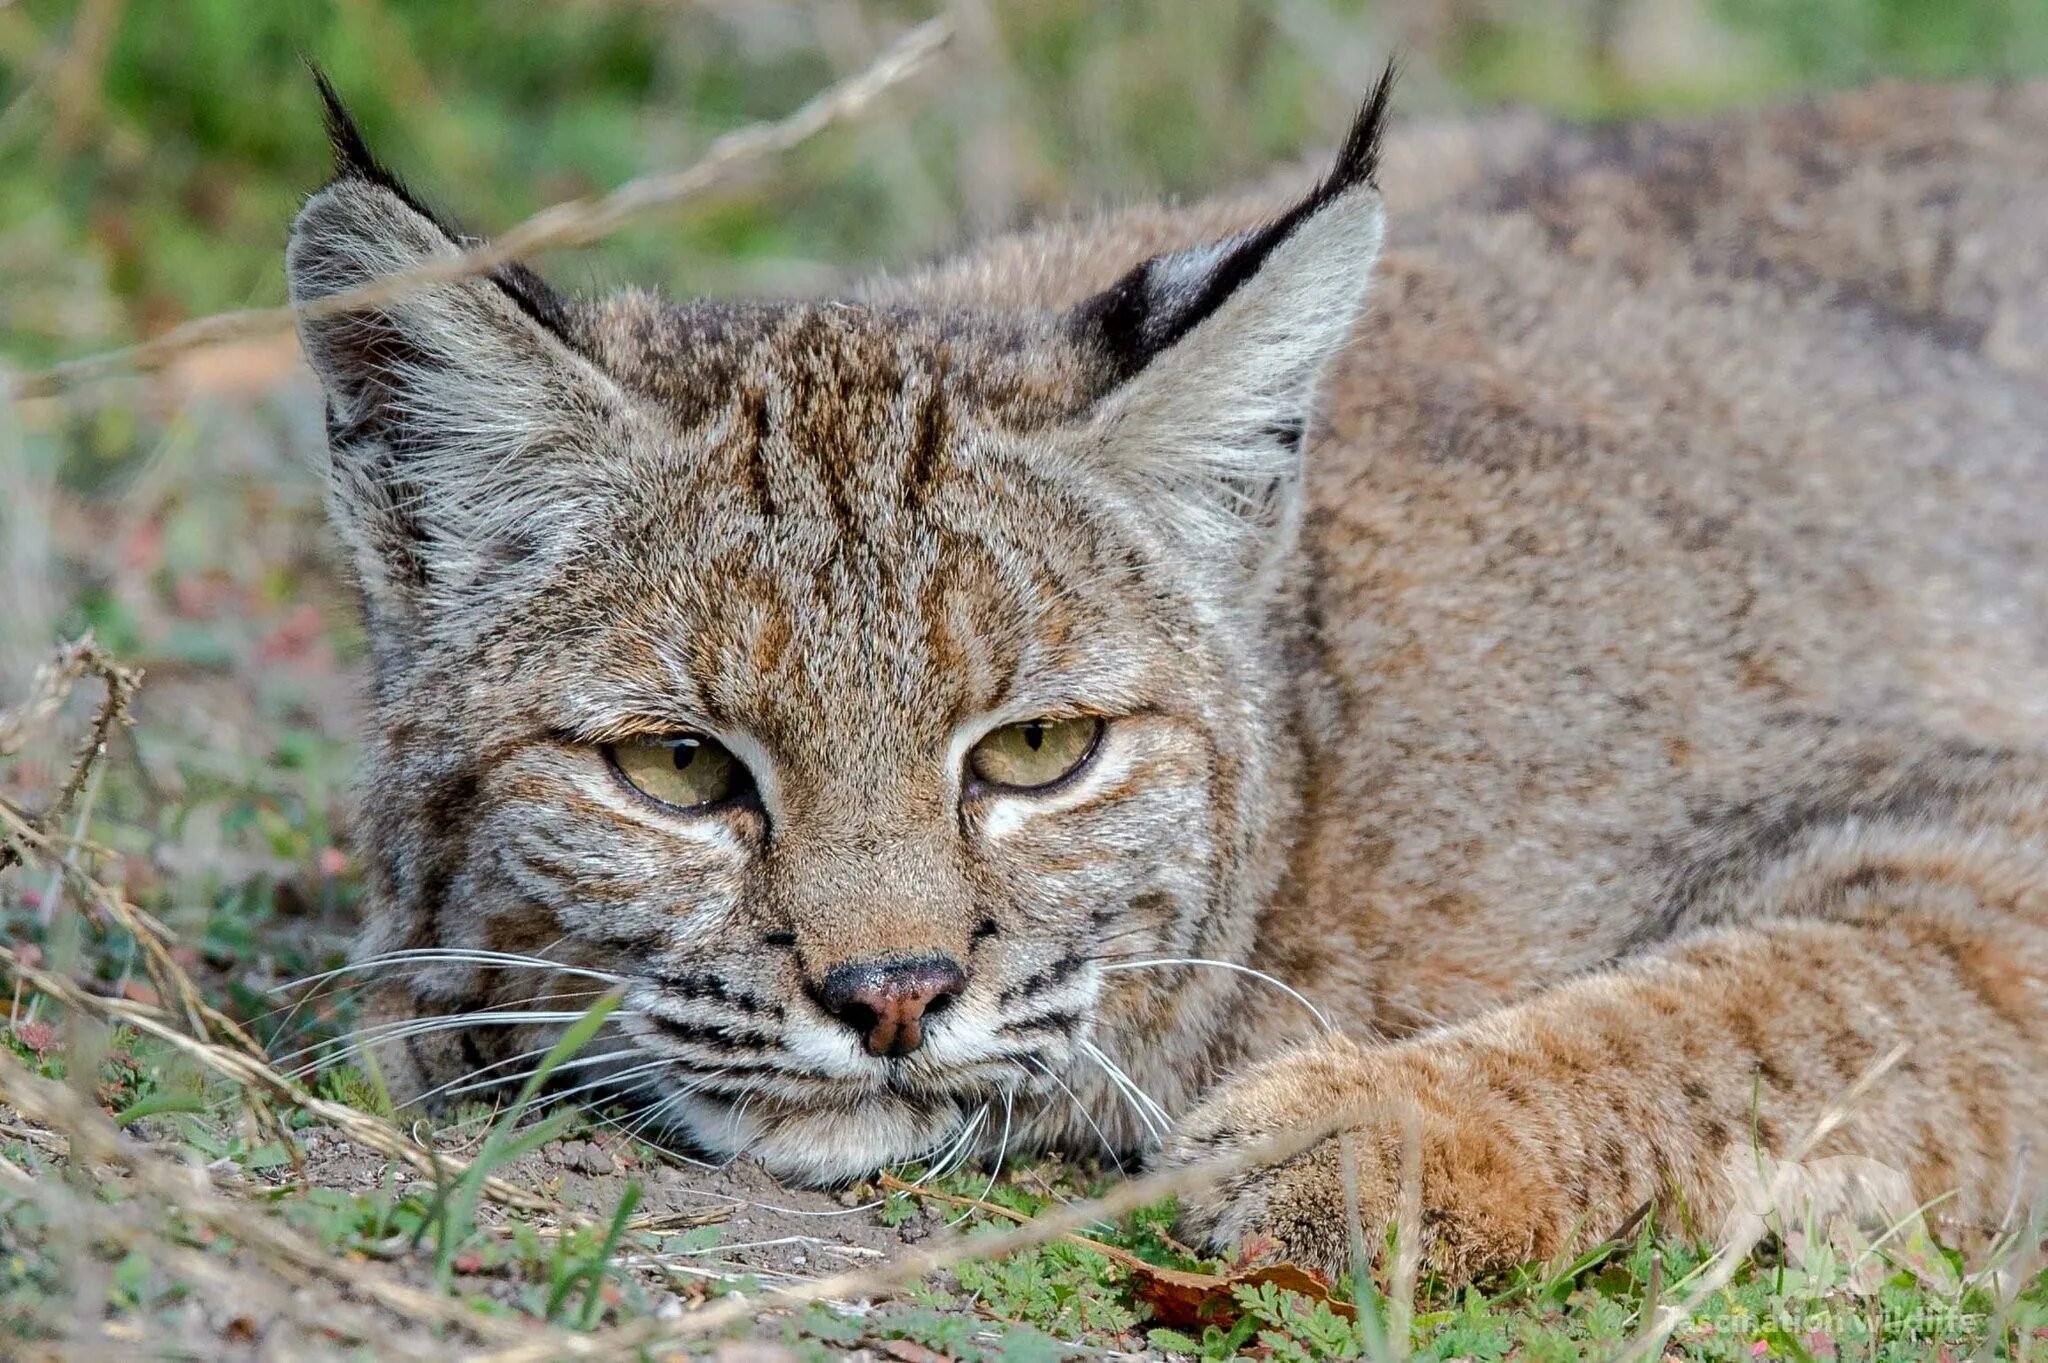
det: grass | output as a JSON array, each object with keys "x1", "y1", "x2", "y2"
[
  {"x1": 8, "y1": 1003, "x2": 2045, "y2": 1358},
  {"x1": 5, "y1": 0, "x2": 2048, "y2": 1357}
]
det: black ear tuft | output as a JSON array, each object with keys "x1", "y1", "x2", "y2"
[
  {"x1": 1320, "y1": 59, "x2": 1397, "y2": 202},
  {"x1": 311, "y1": 63, "x2": 381, "y2": 184},
  {"x1": 297, "y1": 63, "x2": 577, "y2": 345},
  {"x1": 1069, "y1": 59, "x2": 1397, "y2": 389},
  {"x1": 305, "y1": 63, "x2": 446, "y2": 231}
]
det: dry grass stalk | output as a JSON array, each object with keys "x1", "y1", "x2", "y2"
[
  {"x1": 10, "y1": 15, "x2": 954, "y2": 402},
  {"x1": 48, "y1": 0, "x2": 125, "y2": 153},
  {"x1": 1384, "y1": 1115, "x2": 1423, "y2": 1361},
  {"x1": 0, "y1": 1152, "x2": 444, "y2": 1359},
  {"x1": 2, "y1": 636, "x2": 270, "y2": 1101},
  {"x1": 0, "y1": 636, "x2": 127, "y2": 757},
  {"x1": 0, "y1": 953, "x2": 561, "y2": 1214},
  {"x1": 0, "y1": 634, "x2": 138, "y2": 839},
  {"x1": 465, "y1": 1116, "x2": 1368, "y2": 1362},
  {"x1": 0, "y1": 1049, "x2": 541, "y2": 1350},
  {"x1": 0, "y1": 638, "x2": 311, "y2": 1164},
  {"x1": 3, "y1": 804, "x2": 262, "y2": 1049}
]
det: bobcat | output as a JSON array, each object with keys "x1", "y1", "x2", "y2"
[{"x1": 288, "y1": 71, "x2": 2048, "y2": 1281}]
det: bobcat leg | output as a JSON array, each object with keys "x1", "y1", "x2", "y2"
[{"x1": 1168, "y1": 849, "x2": 2048, "y2": 1282}]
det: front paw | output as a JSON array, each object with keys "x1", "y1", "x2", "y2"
[{"x1": 1163, "y1": 1041, "x2": 1566, "y2": 1284}]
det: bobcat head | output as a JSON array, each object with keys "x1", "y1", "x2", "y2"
[{"x1": 288, "y1": 69, "x2": 1390, "y2": 1181}]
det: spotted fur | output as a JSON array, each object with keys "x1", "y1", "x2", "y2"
[{"x1": 290, "y1": 76, "x2": 2048, "y2": 1279}]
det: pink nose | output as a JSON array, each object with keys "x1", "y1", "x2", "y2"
[{"x1": 817, "y1": 956, "x2": 967, "y2": 1057}]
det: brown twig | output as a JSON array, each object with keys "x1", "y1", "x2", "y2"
[{"x1": 10, "y1": 15, "x2": 954, "y2": 401}]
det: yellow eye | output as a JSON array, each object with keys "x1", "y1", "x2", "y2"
[
  {"x1": 967, "y1": 717, "x2": 1103, "y2": 791},
  {"x1": 607, "y1": 735, "x2": 742, "y2": 810}
]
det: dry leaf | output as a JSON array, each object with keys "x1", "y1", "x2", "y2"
[
  {"x1": 871, "y1": 1171, "x2": 1356, "y2": 1333},
  {"x1": 1127, "y1": 1257, "x2": 1355, "y2": 1330}
]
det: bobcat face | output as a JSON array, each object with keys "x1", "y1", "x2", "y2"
[{"x1": 290, "y1": 73, "x2": 1389, "y2": 1181}]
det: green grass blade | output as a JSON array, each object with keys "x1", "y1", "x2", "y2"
[
  {"x1": 433, "y1": 988, "x2": 625, "y2": 1291},
  {"x1": 578, "y1": 1180, "x2": 642, "y2": 1329},
  {"x1": 112, "y1": 1091, "x2": 209, "y2": 1125}
]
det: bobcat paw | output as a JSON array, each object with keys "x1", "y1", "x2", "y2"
[{"x1": 1162, "y1": 1040, "x2": 1566, "y2": 1284}]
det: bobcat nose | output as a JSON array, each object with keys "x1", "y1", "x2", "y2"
[{"x1": 817, "y1": 955, "x2": 967, "y2": 1058}]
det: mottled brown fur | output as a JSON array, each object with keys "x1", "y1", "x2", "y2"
[{"x1": 291, "y1": 80, "x2": 2048, "y2": 1282}]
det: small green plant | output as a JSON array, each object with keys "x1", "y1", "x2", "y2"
[
  {"x1": 543, "y1": 1179, "x2": 641, "y2": 1328},
  {"x1": 414, "y1": 989, "x2": 623, "y2": 1289},
  {"x1": 952, "y1": 1235, "x2": 1142, "y2": 1337},
  {"x1": 314, "y1": 1062, "x2": 394, "y2": 1117},
  {"x1": 1145, "y1": 1315, "x2": 1262, "y2": 1360},
  {"x1": 877, "y1": 1186, "x2": 918, "y2": 1228},
  {"x1": 1234, "y1": 1279, "x2": 1370, "y2": 1362}
]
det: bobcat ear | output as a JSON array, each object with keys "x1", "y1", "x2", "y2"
[
  {"x1": 287, "y1": 72, "x2": 622, "y2": 625},
  {"x1": 1063, "y1": 64, "x2": 1393, "y2": 560}
]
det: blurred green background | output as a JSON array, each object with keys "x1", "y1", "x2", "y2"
[
  {"x1": 4, "y1": 0, "x2": 2047, "y2": 363},
  {"x1": 1, "y1": 0, "x2": 2044, "y2": 1009}
]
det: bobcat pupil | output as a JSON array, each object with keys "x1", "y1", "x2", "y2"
[
  {"x1": 1023, "y1": 724, "x2": 1045, "y2": 751},
  {"x1": 674, "y1": 741, "x2": 701, "y2": 769}
]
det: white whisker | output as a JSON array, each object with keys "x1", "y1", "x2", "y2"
[
  {"x1": 409, "y1": 1042, "x2": 555, "y2": 1106},
  {"x1": 272, "y1": 949, "x2": 626, "y2": 996},
  {"x1": 1100, "y1": 956, "x2": 1334, "y2": 1033},
  {"x1": 408, "y1": 1039, "x2": 645, "y2": 1107},
  {"x1": 953, "y1": 1106, "x2": 992, "y2": 1176},
  {"x1": 258, "y1": 948, "x2": 619, "y2": 1041},
  {"x1": 1024, "y1": 1055, "x2": 1127, "y2": 1173},
  {"x1": 541, "y1": 1057, "x2": 678, "y2": 1112},
  {"x1": 272, "y1": 989, "x2": 616, "y2": 1063},
  {"x1": 952, "y1": 1089, "x2": 1016, "y2": 1228},
  {"x1": 927, "y1": 1104, "x2": 990, "y2": 1181},
  {"x1": 580, "y1": 1082, "x2": 719, "y2": 1170},
  {"x1": 716, "y1": 1093, "x2": 760, "y2": 1167},
  {"x1": 274, "y1": 1008, "x2": 617, "y2": 1079},
  {"x1": 626, "y1": 1081, "x2": 702, "y2": 1145},
  {"x1": 1080, "y1": 1040, "x2": 1169, "y2": 1142},
  {"x1": 427, "y1": 1047, "x2": 663, "y2": 1109}
]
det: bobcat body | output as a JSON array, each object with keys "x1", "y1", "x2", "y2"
[{"x1": 289, "y1": 76, "x2": 2048, "y2": 1279}]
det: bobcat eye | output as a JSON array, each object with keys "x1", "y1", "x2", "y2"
[
  {"x1": 605, "y1": 735, "x2": 742, "y2": 811},
  {"x1": 967, "y1": 717, "x2": 1103, "y2": 792}
]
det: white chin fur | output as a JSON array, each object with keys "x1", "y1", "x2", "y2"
[{"x1": 667, "y1": 1089, "x2": 961, "y2": 1186}]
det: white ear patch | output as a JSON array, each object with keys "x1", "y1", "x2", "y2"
[
  {"x1": 286, "y1": 173, "x2": 639, "y2": 619},
  {"x1": 1064, "y1": 185, "x2": 1384, "y2": 553},
  {"x1": 1053, "y1": 66, "x2": 1396, "y2": 574}
]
